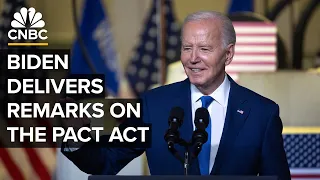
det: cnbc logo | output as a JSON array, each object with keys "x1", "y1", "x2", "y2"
[{"x1": 7, "y1": 7, "x2": 48, "y2": 46}]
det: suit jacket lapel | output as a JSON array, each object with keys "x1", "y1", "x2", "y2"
[{"x1": 211, "y1": 75, "x2": 251, "y2": 175}]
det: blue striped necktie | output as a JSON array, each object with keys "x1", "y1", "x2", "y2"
[{"x1": 198, "y1": 96, "x2": 214, "y2": 175}]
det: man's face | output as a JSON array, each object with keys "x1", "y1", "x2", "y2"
[{"x1": 180, "y1": 19, "x2": 231, "y2": 90}]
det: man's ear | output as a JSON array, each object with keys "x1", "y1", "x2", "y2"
[{"x1": 225, "y1": 44, "x2": 235, "y2": 66}]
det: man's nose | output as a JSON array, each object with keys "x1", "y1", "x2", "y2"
[{"x1": 190, "y1": 49, "x2": 200, "y2": 63}]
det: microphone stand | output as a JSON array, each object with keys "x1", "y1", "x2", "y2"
[
  {"x1": 184, "y1": 147, "x2": 189, "y2": 175},
  {"x1": 167, "y1": 139, "x2": 191, "y2": 175},
  {"x1": 178, "y1": 139, "x2": 191, "y2": 176},
  {"x1": 167, "y1": 139, "x2": 205, "y2": 175}
]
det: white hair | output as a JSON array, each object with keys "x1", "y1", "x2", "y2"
[{"x1": 182, "y1": 11, "x2": 236, "y2": 48}]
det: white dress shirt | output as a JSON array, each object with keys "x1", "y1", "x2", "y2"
[{"x1": 190, "y1": 74, "x2": 231, "y2": 172}]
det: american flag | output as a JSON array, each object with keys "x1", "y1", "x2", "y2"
[
  {"x1": 283, "y1": 129, "x2": 320, "y2": 180},
  {"x1": 227, "y1": 22, "x2": 277, "y2": 81},
  {"x1": 0, "y1": 0, "x2": 56, "y2": 179},
  {"x1": 126, "y1": 0, "x2": 181, "y2": 96}
]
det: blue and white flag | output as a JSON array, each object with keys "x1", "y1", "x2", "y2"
[{"x1": 70, "y1": 0, "x2": 120, "y2": 96}]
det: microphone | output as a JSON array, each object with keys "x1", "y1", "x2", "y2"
[
  {"x1": 164, "y1": 107, "x2": 184, "y2": 149},
  {"x1": 192, "y1": 107, "x2": 210, "y2": 158}
]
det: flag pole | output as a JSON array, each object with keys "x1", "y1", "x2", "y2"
[{"x1": 158, "y1": 0, "x2": 167, "y2": 85}]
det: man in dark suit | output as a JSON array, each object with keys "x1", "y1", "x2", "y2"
[{"x1": 61, "y1": 11, "x2": 291, "y2": 180}]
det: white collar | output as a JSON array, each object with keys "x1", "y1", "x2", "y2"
[{"x1": 191, "y1": 74, "x2": 230, "y2": 107}]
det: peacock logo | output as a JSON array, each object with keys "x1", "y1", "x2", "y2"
[
  {"x1": 8, "y1": 7, "x2": 48, "y2": 46},
  {"x1": 11, "y1": 7, "x2": 45, "y2": 28}
]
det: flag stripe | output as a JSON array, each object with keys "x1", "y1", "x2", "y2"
[
  {"x1": 235, "y1": 28, "x2": 277, "y2": 34},
  {"x1": 236, "y1": 33, "x2": 277, "y2": 36},
  {"x1": 291, "y1": 175, "x2": 320, "y2": 178},
  {"x1": 237, "y1": 36, "x2": 276, "y2": 43},
  {"x1": 0, "y1": 145, "x2": 25, "y2": 180},
  {"x1": 36, "y1": 148, "x2": 57, "y2": 176},
  {"x1": 233, "y1": 52, "x2": 276, "y2": 56},
  {"x1": 0, "y1": 158, "x2": 10, "y2": 180},
  {"x1": 291, "y1": 168, "x2": 320, "y2": 174},
  {"x1": 226, "y1": 65, "x2": 276, "y2": 71},
  {"x1": 233, "y1": 55, "x2": 275, "y2": 61},
  {"x1": 232, "y1": 22, "x2": 276, "y2": 26},
  {"x1": 24, "y1": 148, "x2": 51, "y2": 180},
  {"x1": 236, "y1": 42, "x2": 276, "y2": 46},
  {"x1": 230, "y1": 61, "x2": 276, "y2": 65},
  {"x1": 235, "y1": 46, "x2": 276, "y2": 53}
]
